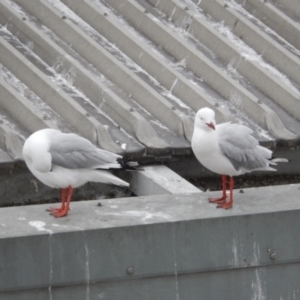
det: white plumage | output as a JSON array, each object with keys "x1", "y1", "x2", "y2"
[
  {"x1": 23, "y1": 128, "x2": 129, "y2": 217},
  {"x1": 191, "y1": 107, "x2": 276, "y2": 209}
]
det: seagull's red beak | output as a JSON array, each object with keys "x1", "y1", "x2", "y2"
[{"x1": 206, "y1": 122, "x2": 215, "y2": 130}]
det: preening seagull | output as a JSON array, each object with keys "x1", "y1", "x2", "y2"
[
  {"x1": 23, "y1": 128, "x2": 130, "y2": 217},
  {"x1": 191, "y1": 107, "x2": 277, "y2": 209}
]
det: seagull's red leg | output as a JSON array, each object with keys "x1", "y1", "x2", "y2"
[
  {"x1": 47, "y1": 188, "x2": 67, "y2": 213},
  {"x1": 217, "y1": 177, "x2": 234, "y2": 209},
  {"x1": 209, "y1": 175, "x2": 227, "y2": 204},
  {"x1": 51, "y1": 186, "x2": 73, "y2": 218}
]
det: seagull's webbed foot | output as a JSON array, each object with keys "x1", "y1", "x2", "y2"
[
  {"x1": 209, "y1": 175, "x2": 227, "y2": 205},
  {"x1": 209, "y1": 196, "x2": 227, "y2": 204},
  {"x1": 216, "y1": 177, "x2": 234, "y2": 209},
  {"x1": 46, "y1": 188, "x2": 66, "y2": 215},
  {"x1": 47, "y1": 186, "x2": 73, "y2": 218},
  {"x1": 50, "y1": 207, "x2": 70, "y2": 218},
  {"x1": 217, "y1": 201, "x2": 232, "y2": 209},
  {"x1": 46, "y1": 206, "x2": 65, "y2": 213}
]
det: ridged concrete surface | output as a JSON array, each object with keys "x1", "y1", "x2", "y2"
[{"x1": 0, "y1": 0, "x2": 299, "y2": 163}]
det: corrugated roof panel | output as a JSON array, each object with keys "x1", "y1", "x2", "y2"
[{"x1": 0, "y1": 0, "x2": 299, "y2": 162}]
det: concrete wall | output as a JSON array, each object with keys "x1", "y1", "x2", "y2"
[{"x1": 0, "y1": 184, "x2": 300, "y2": 299}]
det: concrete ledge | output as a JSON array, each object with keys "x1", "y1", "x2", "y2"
[{"x1": 0, "y1": 184, "x2": 300, "y2": 299}]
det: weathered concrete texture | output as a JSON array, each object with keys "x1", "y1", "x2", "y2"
[
  {"x1": 3, "y1": 263, "x2": 300, "y2": 300},
  {"x1": 0, "y1": 184, "x2": 300, "y2": 299},
  {"x1": 235, "y1": 0, "x2": 300, "y2": 50},
  {"x1": 1, "y1": 0, "x2": 300, "y2": 169},
  {"x1": 194, "y1": 0, "x2": 300, "y2": 88},
  {"x1": 130, "y1": 165, "x2": 200, "y2": 196},
  {"x1": 150, "y1": 0, "x2": 300, "y2": 126}
]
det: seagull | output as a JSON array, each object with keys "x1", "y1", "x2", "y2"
[
  {"x1": 191, "y1": 107, "x2": 276, "y2": 209},
  {"x1": 23, "y1": 128, "x2": 130, "y2": 217}
]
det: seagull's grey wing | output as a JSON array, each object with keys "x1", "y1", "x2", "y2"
[
  {"x1": 49, "y1": 133, "x2": 122, "y2": 169},
  {"x1": 217, "y1": 123, "x2": 271, "y2": 171}
]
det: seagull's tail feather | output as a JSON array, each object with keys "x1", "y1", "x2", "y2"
[
  {"x1": 100, "y1": 160, "x2": 143, "y2": 171},
  {"x1": 119, "y1": 161, "x2": 143, "y2": 171},
  {"x1": 91, "y1": 170, "x2": 129, "y2": 187},
  {"x1": 266, "y1": 166, "x2": 277, "y2": 171},
  {"x1": 270, "y1": 157, "x2": 289, "y2": 164},
  {"x1": 264, "y1": 156, "x2": 289, "y2": 172}
]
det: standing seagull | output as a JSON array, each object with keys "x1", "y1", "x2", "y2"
[
  {"x1": 23, "y1": 128, "x2": 130, "y2": 217},
  {"x1": 191, "y1": 107, "x2": 276, "y2": 209}
]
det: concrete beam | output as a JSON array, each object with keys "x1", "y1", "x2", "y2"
[
  {"x1": 0, "y1": 184, "x2": 300, "y2": 299},
  {"x1": 129, "y1": 165, "x2": 200, "y2": 195}
]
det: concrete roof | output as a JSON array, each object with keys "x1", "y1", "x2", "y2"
[{"x1": 0, "y1": 0, "x2": 300, "y2": 163}]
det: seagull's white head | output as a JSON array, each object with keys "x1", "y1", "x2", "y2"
[{"x1": 194, "y1": 107, "x2": 216, "y2": 131}]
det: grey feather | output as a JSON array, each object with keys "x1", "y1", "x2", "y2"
[
  {"x1": 217, "y1": 123, "x2": 272, "y2": 171},
  {"x1": 49, "y1": 133, "x2": 122, "y2": 169}
]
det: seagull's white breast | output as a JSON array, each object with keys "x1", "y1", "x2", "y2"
[{"x1": 191, "y1": 127, "x2": 242, "y2": 176}]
